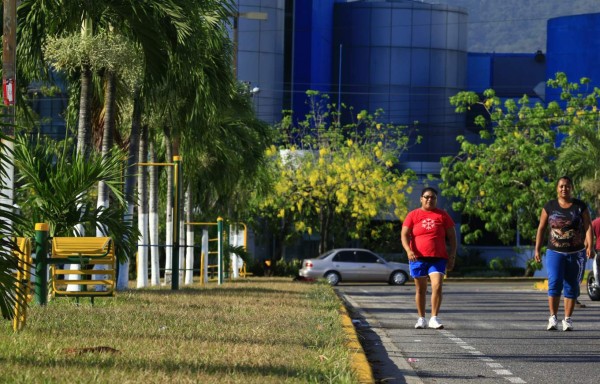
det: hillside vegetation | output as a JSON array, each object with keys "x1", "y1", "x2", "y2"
[{"x1": 437, "y1": 0, "x2": 600, "y2": 52}]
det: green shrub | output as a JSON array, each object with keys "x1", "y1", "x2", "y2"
[{"x1": 275, "y1": 258, "x2": 302, "y2": 276}]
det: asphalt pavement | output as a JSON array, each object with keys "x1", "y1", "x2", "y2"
[{"x1": 337, "y1": 278, "x2": 600, "y2": 384}]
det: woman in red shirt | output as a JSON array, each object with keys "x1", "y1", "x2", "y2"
[{"x1": 401, "y1": 187, "x2": 457, "y2": 329}]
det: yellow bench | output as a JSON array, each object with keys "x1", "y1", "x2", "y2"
[
  {"x1": 50, "y1": 237, "x2": 115, "y2": 298},
  {"x1": 13, "y1": 237, "x2": 32, "y2": 332}
]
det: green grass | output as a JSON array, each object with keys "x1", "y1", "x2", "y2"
[{"x1": 1, "y1": 278, "x2": 359, "y2": 384}]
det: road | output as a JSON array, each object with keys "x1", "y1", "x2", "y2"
[{"x1": 336, "y1": 281, "x2": 600, "y2": 384}]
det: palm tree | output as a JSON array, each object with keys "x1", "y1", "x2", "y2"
[
  {"x1": 148, "y1": 141, "x2": 161, "y2": 286},
  {"x1": 17, "y1": 0, "x2": 272, "y2": 289},
  {"x1": 13, "y1": 135, "x2": 138, "y2": 261},
  {"x1": 558, "y1": 123, "x2": 600, "y2": 205},
  {"x1": 0, "y1": 130, "x2": 23, "y2": 320},
  {"x1": 18, "y1": 0, "x2": 191, "y2": 153},
  {"x1": 117, "y1": 85, "x2": 141, "y2": 290},
  {"x1": 136, "y1": 125, "x2": 149, "y2": 288},
  {"x1": 18, "y1": 0, "x2": 193, "y2": 290}
]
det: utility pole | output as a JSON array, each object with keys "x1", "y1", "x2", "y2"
[
  {"x1": 2, "y1": 0, "x2": 17, "y2": 217},
  {"x1": 3, "y1": 0, "x2": 17, "y2": 129}
]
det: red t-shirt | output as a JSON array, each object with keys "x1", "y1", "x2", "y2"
[
  {"x1": 593, "y1": 217, "x2": 600, "y2": 251},
  {"x1": 403, "y1": 208, "x2": 455, "y2": 258}
]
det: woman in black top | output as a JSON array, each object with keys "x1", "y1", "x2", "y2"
[{"x1": 534, "y1": 176, "x2": 592, "y2": 331}]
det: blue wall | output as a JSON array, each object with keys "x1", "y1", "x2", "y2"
[
  {"x1": 291, "y1": 0, "x2": 336, "y2": 119},
  {"x1": 546, "y1": 13, "x2": 600, "y2": 103},
  {"x1": 332, "y1": 1, "x2": 468, "y2": 165}
]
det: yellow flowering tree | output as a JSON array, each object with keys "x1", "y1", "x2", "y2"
[{"x1": 251, "y1": 91, "x2": 418, "y2": 255}]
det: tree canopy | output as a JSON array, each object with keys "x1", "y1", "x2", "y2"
[
  {"x1": 250, "y1": 91, "x2": 419, "y2": 255},
  {"x1": 441, "y1": 72, "x2": 600, "y2": 245}
]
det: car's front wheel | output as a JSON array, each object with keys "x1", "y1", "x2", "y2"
[
  {"x1": 588, "y1": 273, "x2": 600, "y2": 301},
  {"x1": 324, "y1": 271, "x2": 341, "y2": 286},
  {"x1": 389, "y1": 270, "x2": 408, "y2": 286}
]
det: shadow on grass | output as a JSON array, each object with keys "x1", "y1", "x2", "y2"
[
  {"x1": 1, "y1": 353, "x2": 329, "y2": 381},
  {"x1": 120, "y1": 278, "x2": 319, "y2": 298}
]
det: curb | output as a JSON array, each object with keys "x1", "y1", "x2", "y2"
[
  {"x1": 533, "y1": 280, "x2": 548, "y2": 290},
  {"x1": 445, "y1": 277, "x2": 548, "y2": 283},
  {"x1": 339, "y1": 304, "x2": 375, "y2": 384}
]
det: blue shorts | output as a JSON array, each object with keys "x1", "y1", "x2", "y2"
[
  {"x1": 545, "y1": 249, "x2": 586, "y2": 298},
  {"x1": 410, "y1": 258, "x2": 447, "y2": 278}
]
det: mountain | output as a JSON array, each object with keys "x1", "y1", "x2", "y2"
[{"x1": 432, "y1": 0, "x2": 600, "y2": 53}]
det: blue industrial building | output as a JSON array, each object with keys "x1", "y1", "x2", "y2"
[
  {"x1": 231, "y1": 0, "x2": 600, "y2": 262},
  {"x1": 235, "y1": 1, "x2": 600, "y2": 170},
  {"x1": 546, "y1": 12, "x2": 600, "y2": 104}
]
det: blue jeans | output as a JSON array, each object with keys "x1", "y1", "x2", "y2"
[{"x1": 545, "y1": 249, "x2": 586, "y2": 299}]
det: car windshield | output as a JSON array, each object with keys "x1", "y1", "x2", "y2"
[{"x1": 316, "y1": 250, "x2": 336, "y2": 260}]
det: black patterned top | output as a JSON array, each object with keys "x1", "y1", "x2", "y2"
[{"x1": 543, "y1": 199, "x2": 588, "y2": 253}]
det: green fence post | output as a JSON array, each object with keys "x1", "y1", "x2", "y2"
[
  {"x1": 34, "y1": 223, "x2": 49, "y2": 305},
  {"x1": 217, "y1": 217, "x2": 223, "y2": 285}
]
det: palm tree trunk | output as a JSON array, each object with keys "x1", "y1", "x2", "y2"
[
  {"x1": 149, "y1": 141, "x2": 161, "y2": 286},
  {"x1": 184, "y1": 185, "x2": 194, "y2": 284},
  {"x1": 67, "y1": 60, "x2": 94, "y2": 292},
  {"x1": 93, "y1": 69, "x2": 116, "y2": 290},
  {"x1": 117, "y1": 85, "x2": 141, "y2": 290},
  {"x1": 173, "y1": 136, "x2": 184, "y2": 287},
  {"x1": 162, "y1": 127, "x2": 173, "y2": 285},
  {"x1": 136, "y1": 124, "x2": 149, "y2": 288},
  {"x1": 97, "y1": 69, "x2": 116, "y2": 211},
  {"x1": 77, "y1": 63, "x2": 93, "y2": 157},
  {"x1": 178, "y1": 192, "x2": 185, "y2": 286}
]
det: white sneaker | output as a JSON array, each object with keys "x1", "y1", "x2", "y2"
[
  {"x1": 414, "y1": 317, "x2": 427, "y2": 329},
  {"x1": 428, "y1": 316, "x2": 444, "y2": 329},
  {"x1": 547, "y1": 315, "x2": 558, "y2": 331},
  {"x1": 562, "y1": 318, "x2": 573, "y2": 331}
]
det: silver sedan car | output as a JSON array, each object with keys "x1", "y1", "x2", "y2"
[{"x1": 298, "y1": 248, "x2": 411, "y2": 286}]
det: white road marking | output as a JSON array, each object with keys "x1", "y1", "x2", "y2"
[
  {"x1": 341, "y1": 294, "x2": 528, "y2": 384},
  {"x1": 494, "y1": 369, "x2": 513, "y2": 376},
  {"x1": 441, "y1": 330, "x2": 526, "y2": 383},
  {"x1": 505, "y1": 377, "x2": 527, "y2": 383}
]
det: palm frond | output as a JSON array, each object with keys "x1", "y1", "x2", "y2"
[{"x1": 13, "y1": 134, "x2": 139, "y2": 263}]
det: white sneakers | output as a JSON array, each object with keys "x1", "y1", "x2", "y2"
[
  {"x1": 547, "y1": 315, "x2": 573, "y2": 331},
  {"x1": 414, "y1": 316, "x2": 444, "y2": 329},
  {"x1": 416, "y1": 314, "x2": 574, "y2": 331},
  {"x1": 428, "y1": 316, "x2": 444, "y2": 329},
  {"x1": 562, "y1": 317, "x2": 573, "y2": 331},
  {"x1": 547, "y1": 315, "x2": 558, "y2": 330}
]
